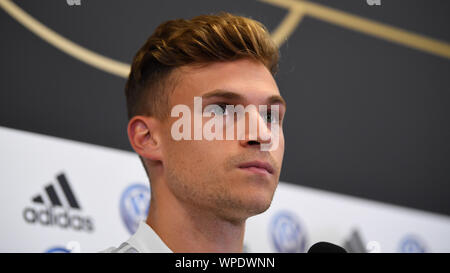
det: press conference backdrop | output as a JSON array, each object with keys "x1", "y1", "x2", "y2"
[{"x1": 0, "y1": 0, "x2": 449, "y2": 252}]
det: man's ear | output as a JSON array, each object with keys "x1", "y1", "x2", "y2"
[{"x1": 127, "y1": 115, "x2": 163, "y2": 162}]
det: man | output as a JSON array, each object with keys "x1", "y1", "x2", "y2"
[{"x1": 103, "y1": 12, "x2": 287, "y2": 253}]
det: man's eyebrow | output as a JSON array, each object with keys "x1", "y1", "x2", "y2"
[
  {"x1": 201, "y1": 89, "x2": 244, "y2": 101},
  {"x1": 267, "y1": 95, "x2": 287, "y2": 109},
  {"x1": 201, "y1": 89, "x2": 286, "y2": 108}
]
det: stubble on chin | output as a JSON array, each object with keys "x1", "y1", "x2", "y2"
[{"x1": 165, "y1": 160, "x2": 277, "y2": 223}]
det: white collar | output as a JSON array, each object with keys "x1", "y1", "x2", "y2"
[{"x1": 126, "y1": 221, "x2": 173, "y2": 253}]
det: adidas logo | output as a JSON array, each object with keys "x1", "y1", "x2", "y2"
[
  {"x1": 344, "y1": 229, "x2": 367, "y2": 253},
  {"x1": 22, "y1": 173, "x2": 94, "y2": 232},
  {"x1": 31, "y1": 173, "x2": 81, "y2": 209}
]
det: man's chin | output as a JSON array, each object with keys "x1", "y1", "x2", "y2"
[
  {"x1": 235, "y1": 193, "x2": 274, "y2": 218},
  {"x1": 249, "y1": 198, "x2": 273, "y2": 215}
]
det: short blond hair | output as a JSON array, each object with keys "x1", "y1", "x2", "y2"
[{"x1": 125, "y1": 12, "x2": 279, "y2": 120}]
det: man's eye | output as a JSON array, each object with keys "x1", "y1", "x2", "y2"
[
  {"x1": 266, "y1": 112, "x2": 273, "y2": 123},
  {"x1": 261, "y1": 109, "x2": 279, "y2": 124},
  {"x1": 261, "y1": 111, "x2": 271, "y2": 123},
  {"x1": 204, "y1": 103, "x2": 228, "y2": 115},
  {"x1": 217, "y1": 103, "x2": 228, "y2": 114}
]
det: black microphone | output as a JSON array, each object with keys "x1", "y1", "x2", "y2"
[{"x1": 307, "y1": 242, "x2": 347, "y2": 253}]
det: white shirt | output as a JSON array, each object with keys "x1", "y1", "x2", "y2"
[{"x1": 101, "y1": 221, "x2": 172, "y2": 253}]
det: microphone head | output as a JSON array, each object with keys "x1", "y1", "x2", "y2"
[{"x1": 307, "y1": 242, "x2": 347, "y2": 253}]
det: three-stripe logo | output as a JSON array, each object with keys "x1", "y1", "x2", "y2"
[
  {"x1": 22, "y1": 173, "x2": 94, "y2": 232},
  {"x1": 31, "y1": 173, "x2": 81, "y2": 209}
]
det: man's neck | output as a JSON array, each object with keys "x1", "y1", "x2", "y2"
[{"x1": 146, "y1": 187, "x2": 246, "y2": 253}]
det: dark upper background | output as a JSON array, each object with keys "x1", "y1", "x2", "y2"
[{"x1": 1, "y1": 0, "x2": 449, "y2": 215}]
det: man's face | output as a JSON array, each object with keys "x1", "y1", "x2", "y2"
[{"x1": 159, "y1": 58, "x2": 286, "y2": 222}]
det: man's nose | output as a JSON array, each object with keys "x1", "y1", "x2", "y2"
[{"x1": 238, "y1": 108, "x2": 272, "y2": 148}]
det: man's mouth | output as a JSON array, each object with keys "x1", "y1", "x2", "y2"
[{"x1": 238, "y1": 161, "x2": 274, "y2": 175}]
